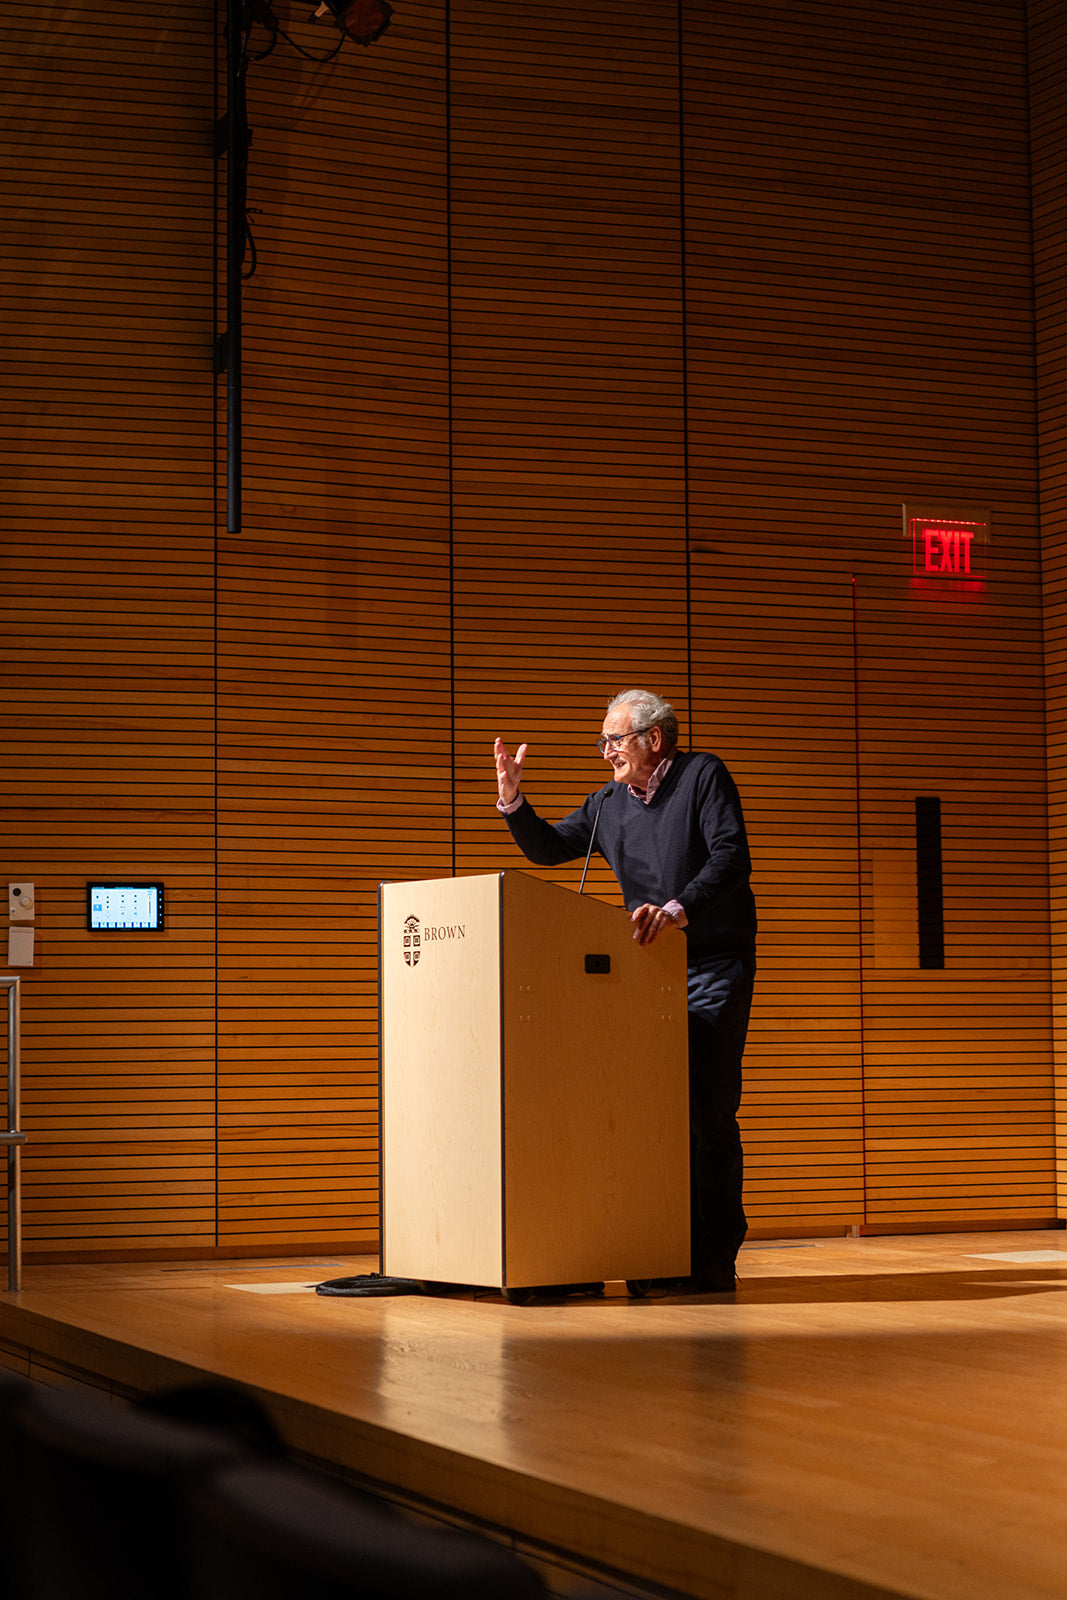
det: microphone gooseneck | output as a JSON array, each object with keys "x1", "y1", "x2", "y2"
[{"x1": 578, "y1": 789, "x2": 610, "y2": 895}]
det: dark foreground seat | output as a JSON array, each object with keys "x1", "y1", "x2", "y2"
[
  {"x1": 1, "y1": 1376, "x2": 624, "y2": 1600},
  {"x1": 2, "y1": 1382, "x2": 251, "y2": 1600},
  {"x1": 189, "y1": 1457, "x2": 547, "y2": 1600},
  {"x1": 0, "y1": 1371, "x2": 36, "y2": 1598}
]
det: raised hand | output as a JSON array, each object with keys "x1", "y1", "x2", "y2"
[{"x1": 493, "y1": 736, "x2": 528, "y2": 806}]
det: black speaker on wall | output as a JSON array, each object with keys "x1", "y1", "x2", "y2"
[{"x1": 915, "y1": 796, "x2": 945, "y2": 970}]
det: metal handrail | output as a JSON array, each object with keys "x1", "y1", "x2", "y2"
[{"x1": 1, "y1": 976, "x2": 25, "y2": 1291}]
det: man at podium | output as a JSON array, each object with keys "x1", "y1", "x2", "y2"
[{"x1": 494, "y1": 688, "x2": 757, "y2": 1294}]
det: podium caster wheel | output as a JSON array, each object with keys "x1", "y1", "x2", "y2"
[
  {"x1": 626, "y1": 1279, "x2": 651, "y2": 1298},
  {"x1": 502, "y1": 1286, "x2": 534, "y2": 1305}
]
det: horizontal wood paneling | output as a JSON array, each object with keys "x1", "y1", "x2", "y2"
[
  {"x1": 689, "y1": 555, "x2": 863, "y2": 1227},
  {"x1": 684, "y1": 0, "x2": 1052, "y2": 1230},
  {"x1": 448, "y1": 0, "x2": 688, "y2": 913},
  {"x1": 1, "y1": 0, "x2": 1059, "y2": 1261},
  {"x1": 1, "y1": 0, "x2": 219, "y2": 1256},
  {"x1": 855, "y1": 568, "x2": 1051, "y2": 1224},
  {"x1": 1031, "y1": 0, "x2": 1067, "y2": 1219},
  {"x1": 215, "y1": 0, "x2": 450, "y2": 1247}
]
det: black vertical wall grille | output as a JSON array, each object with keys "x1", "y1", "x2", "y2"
[{"x1": 916, "y1": 796, "x2": 946, "y2": 970}]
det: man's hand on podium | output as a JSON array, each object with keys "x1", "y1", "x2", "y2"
[{"x1": 630, "y1": 903, "x2": 680, "y2": 946}]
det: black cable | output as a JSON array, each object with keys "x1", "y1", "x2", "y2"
[
  {"x1": 272, "y1": 16, "x2": 347, "y2": 63},
  {"x1": 241, "y1": 216, "x2": 258, "y2": 280},
  {"x1": 243, "y1": 4, "x2": 278, "y2": 61}
]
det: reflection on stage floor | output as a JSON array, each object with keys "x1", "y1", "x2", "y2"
[{"x1": 2, "y1": 1230, "x2": 1066, "y2": 1600}]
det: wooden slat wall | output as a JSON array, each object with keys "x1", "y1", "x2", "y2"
[
  {"x1": 1031, "y1": 0, "x2": 1067, "y2": 1220},
  {"x1": 855, "y1": 569, "x2": 1051, "y2": 1226},
  {"x1": 217, "y1": 0, "x2": 450, "y2": 1248},
  {"x1": 683, "y1": 0, "x2": 1051, "y2": 1231},
  {"x1": 1, "y1": 0, "x2": 219, "y2": 1255},
  {"x1": 449, "y1": 0, "x2": 688, "y2": 898},
  {"x1": 689, "y1": 557, "x2": 864, "y2": 1231},
  {"x1": 2, "y1": 0, "x2": 1059, "y2": 1259}
]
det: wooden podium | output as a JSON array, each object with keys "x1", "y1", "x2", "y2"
[{"x1": 378, "y1": 871, "x2": 690, "y2": 1295}]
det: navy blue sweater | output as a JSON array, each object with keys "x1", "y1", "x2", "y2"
[{"x1": 503, "y1": 751, "x2": 756, "y2": 962}]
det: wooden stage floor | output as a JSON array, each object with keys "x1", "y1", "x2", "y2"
[{"x1": 2, "y1": 1230, "x2": 1067, "y2": 1600}]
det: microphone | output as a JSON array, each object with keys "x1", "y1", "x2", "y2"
[{"x1": 578, "y1": 789, "x2": 611, "y2": 895}]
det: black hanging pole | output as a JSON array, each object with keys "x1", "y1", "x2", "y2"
[
  {"x1": 217, "y1": 0, "x2": 393, "y2": 535},
  {"x1": 225, "y1": 0, "x2": 247, "y2": 536}
]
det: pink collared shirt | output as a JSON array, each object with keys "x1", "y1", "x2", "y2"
[{"x1": 632, "y1": 755, "x2": 672, "y2": 804}]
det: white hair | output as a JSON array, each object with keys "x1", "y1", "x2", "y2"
[{"x1": 606, "y1": 689, "x2": 679, "y2": 753}]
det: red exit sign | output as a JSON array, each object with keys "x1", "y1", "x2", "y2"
[{"x1": 904, "y1": 506, "x2": 989, "y2": 579}]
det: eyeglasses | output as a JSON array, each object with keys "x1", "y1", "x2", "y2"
[{"x1": 596, "y1": 725, "x2": 653, "y2": 755}]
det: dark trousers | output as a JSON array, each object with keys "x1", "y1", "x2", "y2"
[{"x1": 686, "y1": 951, "x2": 756, "y2": 1272}]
